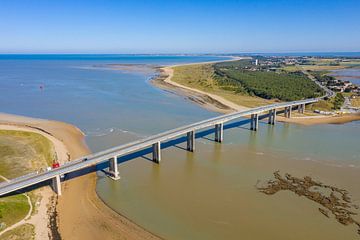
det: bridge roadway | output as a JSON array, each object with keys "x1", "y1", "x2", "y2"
[{"x1": 0, "y1": 98, "x2": 318, "y2": 197}]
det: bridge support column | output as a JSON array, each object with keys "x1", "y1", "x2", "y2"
[
  {"x1": 268, "y1": 110, "x2": 273, "y2": 124},
  {"x1": 152, "y1": 142, "x2": 161, "y2": 163},
  {"x1": 250, "y1": 114, "x2": 259, "y2": 131},
  {"x1": 301, "y1": 104, "x2": 305, "y2": 114},
  {"x1": 109, "y1": 156, "x2": 120, "y2": 180},
  {"x1": 187, "y1": 130, "x2": 195, "y2": 152},
  {"x1": 215, "y1": 123, "x2": 224, "y2": 142},
  {"x1": 269, "y1": 109, "x2": 276, "y2": 125},
  {"x1": 52, "y1": 175, "x2": 61, "y2": 196},
  {"x1": 271, "y1": 109, "x2": 277, "y2": 125},
  {"x1": 285, "y1": 106, "x2": 292, "y2": 118},
  {"x1": 288, "y1": 106, "x2": 292, "y2": 118}
]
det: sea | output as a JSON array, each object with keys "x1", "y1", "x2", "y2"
[{"x1": 0, "y1": 54, "x2": 359, "y2": 239}]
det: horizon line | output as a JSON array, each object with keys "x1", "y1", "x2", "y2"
[{"x1": 0, "y1": 51, "x2": 359, "y2": 55}]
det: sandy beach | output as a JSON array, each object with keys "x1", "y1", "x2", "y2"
[
  {"x1": 0, "y1": 113, "x2": 160, "y2": 240},
  {"x1": 152, "y1": 61, "x2": 360, "y2": 125}
]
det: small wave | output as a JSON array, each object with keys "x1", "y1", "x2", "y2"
[{"x1": 85, "y1": 127, "x2": 140, "y2": 137}]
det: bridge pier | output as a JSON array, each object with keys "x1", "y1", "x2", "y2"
[
  {"x1": 152, "y1": 142, "x2": 161, "y2": 163},
  {"x1": 268, "y1": 110, "x2": 273, "y2": 124},
  {"x1": 285, "y1": 106, "x2": 292, "y2": 118},
  {"x1": 268, "y1": 109, "x2": 276, "y2": 125},
  {"x1": 109, "y1": 156, "x2": 120, "y2": 180},
  {"x1": 298, "y1": 104, "x2": 305, "y2": 114},
  {"x1": 52, "y1": 175, "x2": 61, "y2": 196},
  {"x1": 250, "y1": 114, "x2": 259, "y2": 131},
  {"x1": 187, "y1": 130, "x2": 195, "y2": 152},
  {"x1": 272, "y1": 109, "x2": 276, "y2": 125},
  {"x1": 215, "y1": 123, "x2": 224, "y2": 142}
]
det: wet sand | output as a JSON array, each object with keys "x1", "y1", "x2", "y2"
[
  {"x1": 277, "y1": 113, "x2": 360, "y2": 125},
  {"x1": 0, "y1": 113, "x2": 160, "y2": 240}
]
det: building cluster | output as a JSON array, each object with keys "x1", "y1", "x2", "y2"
[
  {"x1": 321, "y1": 79, "x2": 359, "y2": 94},
  {"x1": 250, "y1": 56, "x2": 360, "y2": 95},
  {"x1": 252, "y1": 56, "x2": 311, "y2": 67}
]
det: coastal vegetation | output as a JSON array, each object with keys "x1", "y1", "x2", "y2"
[
  {"x1": 0, "y1": 224, "x2": 35, "y2": 240},
  {"x1": 214, "y1": 60, "x2": 324, "y2": 101},
  {"x1": 309, "y1": 93, "x2": 345, "y2": 111},
  {"x1": 0, "y1": 130, "x2": 54, "y2": 238},
  {"x1": 0, "y1": 193, "x2": 30, "y2": 232},
  {"x1": 333, "y1": 93, "x2": 346, "y2": 109},
  {"x1": 171, "y1": 63, "x2": 273, "y2": 108},
  {"x1": 170, "y1": 60, "x2": 326, "y2": 108},
  {"x1": 0, "y1": 130, "x2": 54, "y2": 178}
]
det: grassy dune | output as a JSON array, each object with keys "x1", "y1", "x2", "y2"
[
  {"x1": 0, "y1": 224, "x2": 35, "y2": 240},
  {"x1": 0, "y1": 193, "x2": 29, "y2": 231},
  {"x1": 171, "y1": 64, "x2": 274, "y2": 108},
  {"x1": 0, "y1": 130, "x2": 55, "y2": 238},
  {"x1": 0, "y1": 130, "x2": 55, "y2": 179}
]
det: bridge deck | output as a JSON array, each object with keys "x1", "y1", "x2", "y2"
[{"x1": 0, "y1": 98, "x2": 317, "y2": 196}]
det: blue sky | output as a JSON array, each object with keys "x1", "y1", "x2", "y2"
[{"x1": 0, "y1": 0, "x2": 359, "y2": 53}]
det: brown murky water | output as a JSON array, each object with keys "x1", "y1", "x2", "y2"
[{"x1": 96, "y1": 123, "x2": 360, "y2": 240}]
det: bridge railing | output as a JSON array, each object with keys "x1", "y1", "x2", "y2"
[{"x1": 0, "y1": 98, "x2": 319, "y2": 195}]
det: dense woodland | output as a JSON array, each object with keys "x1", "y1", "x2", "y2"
[{"x1": 213, "y1": 60, "x2": 324, "y2": 101}]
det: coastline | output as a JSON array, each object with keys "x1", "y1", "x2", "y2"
[
  {"x1": 0, "y1": 113, "x2": 160, "y2": 240},
  {"x1": 152, "y1": 60, "x2": 360, "y2": 125},
  {"x1": 1, "y1": 58, "x2": 359, "y2": 239}
]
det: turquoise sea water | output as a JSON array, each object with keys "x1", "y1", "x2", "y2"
[{"x1": 0, "y1": 54, "x2": 359, "y2": 239}]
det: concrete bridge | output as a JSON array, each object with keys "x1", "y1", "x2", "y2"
[{"x1": 0, "y1": 98, "x2": 317, "y2": 197}]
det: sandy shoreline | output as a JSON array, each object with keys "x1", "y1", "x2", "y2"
[
  {"x1": 1, "y1": 58, "x2": 359, "y2": 239},
  {"x1": 0, "y1": 113, "x2": 160, "y2": 240},
  {"x1": 152, "y1": 60, "x2": 360, "y2": 125}
]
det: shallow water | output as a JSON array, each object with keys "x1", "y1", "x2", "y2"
[
  {"x1": 0, "y1": 55, "x2": 359, "y2": 239},
  {"x1": 331, "y1": 68, "x2": 360, "y2": 85}
]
